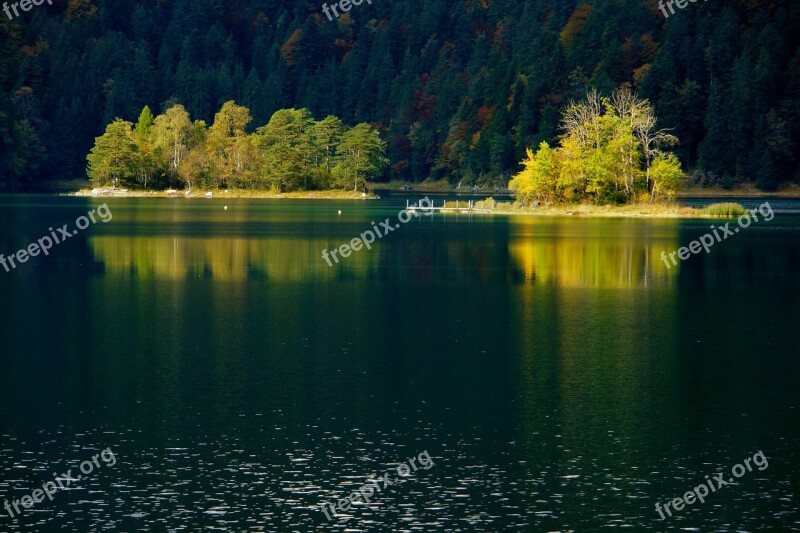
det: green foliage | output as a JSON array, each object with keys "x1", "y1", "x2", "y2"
[
  {"x1": 511, "y1": 89, "x2": 682, "y2": 205},
  {"x1": 509, "y1": 143, "x2": 559, "y2": 204},
  {"x1": 86, "y1": 103, "x2": 388, "y2": 191},
  {"x1": 134, "y1": 106, "x2": 154, "y2": 144},
  {"x1": 313, "y1": 116, "x2": 345, "y2": 173},
  {"x1": 254, "y1": 108, "x2": 315, "y2": 191},
  {"x1": 132, "y1": 106, "x2": 161, "y2": 189},
  {"x1": 332, "y1": 123, "x2": 389, "y2": 191},
  {"x1": 152, "y1": 104, "x2": 193, "y2": 187},
  {"x1": 702, "y1": 203, "x2": 748, "y2": 217},
  {"x1": 649, "y1": 154, "x2": 684, "y2": 201},
  {"x1": 207, "y1": 101, "x2": 255, "y2": 189},
  {"x1": 86, "y1": 119, "x2": 137, "y2": 188},
  {"x1": 9, "y1": 120, "x2": 46, "y2": 182}
]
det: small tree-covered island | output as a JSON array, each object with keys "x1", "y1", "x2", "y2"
[
  {"x1": 509, "y1": 87, "x2": 683, "y2": 205},
  {"x1": 87, "y1": 101, "x2": 388, "y2": 194}
]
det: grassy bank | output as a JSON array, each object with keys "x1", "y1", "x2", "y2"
[
  {"x1": 381, "y1": 179, "x2": 454, "y2": 191},
  {"x1": 461, "y1": 199, "x2": 748, "y2": 218},
  {"x1": 68, "y1": 188, "x2": 753, "y2": 218}
]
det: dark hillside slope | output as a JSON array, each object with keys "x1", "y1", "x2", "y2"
[{"x1": 1, "y1": 0, "x2": 798, "y2": 190}]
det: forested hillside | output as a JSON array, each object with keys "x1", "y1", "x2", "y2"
[{"x1": 1, "y1": 0, "x2": 798, "y2": 190}]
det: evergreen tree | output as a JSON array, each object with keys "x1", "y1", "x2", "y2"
[
  {"x1": 86, "y1": 119, "x2": 137, "y2": 188},
  {"x1": 333, "y1": 123, "x2": 389, "y2": 191},
  {"x1": 314, "y1": 116, "x2": 345, "y2": 173},
  {"x1": 132, "y1": 106, "x2": 160, "y2": 188},
  {"x1": 254, "y1": 108, "x2": 315, "y2": 191}
]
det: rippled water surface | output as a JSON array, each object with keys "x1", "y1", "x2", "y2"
[{"x1": 0, "y1": 194, "x2": 798, "y2": 531}]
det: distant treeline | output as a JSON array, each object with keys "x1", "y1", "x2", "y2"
[
  {"x1": 1, "y1": 0, "x2": 798, "y2": 191},
  {"x1": 87, "y1": 103, "x2": 387, "y2": 191}
]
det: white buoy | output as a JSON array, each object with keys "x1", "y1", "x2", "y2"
[
  {"x1": 338, "y1": 210, "x2": 341, "y2": 215},
  {"x1": 224, "y1": 206, "x2": 228, "y2": 210}
]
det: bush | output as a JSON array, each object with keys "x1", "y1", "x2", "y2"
[
  {"x1": 474, "y1": 197, "x2": 495, "y2": 209},
  {"x1": 720, "y1": 174, "x2": 735, "y2": 190},
  {"x1": 703, "y1": 202, "x2": 747, "y2": 217}
]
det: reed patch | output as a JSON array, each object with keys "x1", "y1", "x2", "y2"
[{"x1": 660, "y1": 201, "x2": 773, "y2": 269}]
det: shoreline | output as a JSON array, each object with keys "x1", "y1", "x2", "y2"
[
  {"x1": 6, "y1": 181, "x2": 800, "y2": 199},
  {"x1": 678, "y1": 185, "x2": 800, "y2": 198},
  {"x1": 67, "y1": 188, "x2": 730, "y2": 218},
  {"x1": 70, "y1": 188, "x2": 380, "y2": 200},
  {"x1": 442, "y1": 204, "x2": 743, "y2": 219},
  {"x1": 2, "y1": 187, "x2": 790, "y2": 219}
]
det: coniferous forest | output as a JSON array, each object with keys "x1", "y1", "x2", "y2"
[{"x1": 1, "y1": 0, "x2": 799, "y2": 191}]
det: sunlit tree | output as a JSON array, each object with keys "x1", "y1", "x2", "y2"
[
  {"x1": 152, "y1": 104, "x2": 193, "y2": 186},
  {"x1": 254, "y1": 108, "x2": 315, "y2": 191},
  {"x1": 132, "y1": 106, "x2": 161, "y2": 189},
  {"x1": 509, "y1": 142, "x2": 560, "y2": 204},
  {"x1": 511, "y1": 88, "x2": 682, "y2": 205},
  {"x1": 207, "y1": 101, "x2": 256, "y2": 189},
  {"x1": 86, "y1": 119, "x2": 137, "y2": 188},
  {"x1": 649, "y1": 153, "x2": 683, "y2": 201},
  {"x1": 333, "y1": 123, "x2": 388, "y2": 191}
]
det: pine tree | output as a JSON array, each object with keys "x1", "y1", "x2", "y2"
[
  {"x1": 333, "y1": 123, "x2": 389, "y2": 191},
  {"x1": 86, "y1": 119, "x2": 137, "y2": 188},
  {"x1": 254, "y1": 108, "x2": 315, "y2": 191},
  {"x1": 132, "y1": 106, "x2": 161, "y2": 189}
]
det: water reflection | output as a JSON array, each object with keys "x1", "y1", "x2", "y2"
[
  {"x1": 88, "y1": 236, "x2": 372, "y2": 280},
  {"x1": 507, "y1": 217, "x2": 680, "y2": 287},
  {"x1": 88, "y1": 215, "x2": 687, "y2": 286}
]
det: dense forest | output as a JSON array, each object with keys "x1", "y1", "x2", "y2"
[{"x1": 1, "y1": 0, "x2": 798, "y2": 191}]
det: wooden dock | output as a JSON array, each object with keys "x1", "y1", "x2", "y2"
[{"x1": 406, "y1": 199, "x2": 494, "y2": 213}]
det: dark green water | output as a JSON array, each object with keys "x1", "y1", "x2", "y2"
[{"x1": 0, "y1": 195, "x2": 798, "y2": 531}]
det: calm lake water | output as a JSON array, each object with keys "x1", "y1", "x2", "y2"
[{"x1": 0, "y1": 194, "x2": 798, "y2": 531}]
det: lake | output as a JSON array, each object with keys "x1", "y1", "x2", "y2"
[{"x1": 0, "y1": 194, "x2": 798, "y2": 531}]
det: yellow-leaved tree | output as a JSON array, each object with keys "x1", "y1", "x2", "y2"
[
  {"x1": 511, "y1": 87, "x2": 683, "y2": 205},
  {"x1": 509, "y1": 142, "x2": 560, "y2": 205}
]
